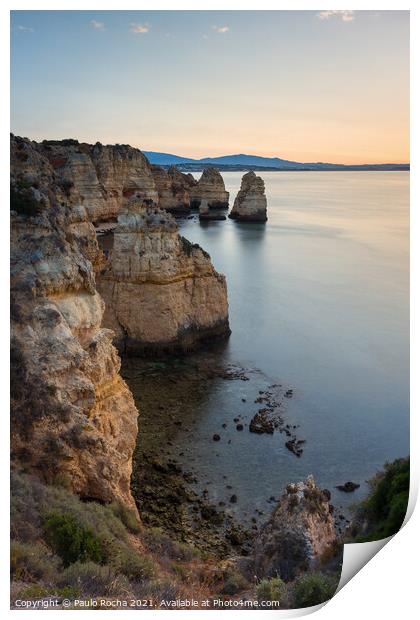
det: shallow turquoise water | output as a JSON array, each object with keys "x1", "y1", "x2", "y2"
[{"x1": 126, "y1": 171, "x2": 409, "y2": 524}]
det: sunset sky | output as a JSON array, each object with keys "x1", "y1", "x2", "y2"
[{"x1": 10, "y1": 10, "x2": 409, "y2": 164}]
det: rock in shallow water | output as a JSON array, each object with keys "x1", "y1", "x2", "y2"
[{"x1": 336, "y1": 481, "x2": 360, "y2": 492}]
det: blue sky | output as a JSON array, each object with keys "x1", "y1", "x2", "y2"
[{"x1": 10, "y1": 10, "x2": 409, "y2": 163}]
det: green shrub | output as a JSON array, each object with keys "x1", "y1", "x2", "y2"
[
  {"x1": 44, "y1": 513, "x2": 104, "y2": 567},
  {"x1": 56, "y1": 561, "x2": 131, "y2": 597},
  {"x1": 118, "y1": 550, "x2": 155, "y2": 582},
  {"x1": 10, "y1": 541, "x2": 61, "y2": 582},
  {"x1": 135, "y1": 578, "x2": 182, "y2": 603},
  {"x1": 220, "y1": 570, "x2": 249, "y2": 595},
  {"x1": 144, "y1": 527, "x2": 200, "y2": 561},
  {"x1": 19, "y1": 584, "x2": 49, "y2": 599},
  {"x1": 110, "y1": 501, "x2": 141, "y2": 534},
  {"x1": 360, "y1": 457, "x2": 409, "y2": 541},
  {"x1": 292, "y1": 572, "x2": 338, "y2": 608},
  {"x1": 257, "y1": 577, "x2": 287, "y2": 604},
  {"x1": 170, "y1": 561, "x2": 190, "y2": 582}
]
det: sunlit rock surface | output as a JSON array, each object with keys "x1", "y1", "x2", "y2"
[
  {"x1": 11, "y1": 135, "x2": 158, "y2": 223},
  {"x1": 190, "y1": 167, "x2": 229, "y2": 209},
  {"x1": 254, "y1": 476, "x2": 338, "y2": 580},
  {"x1": 229, "y1": 171, "x2": 267, "y2": 221},
  {"x1": 11, "y1": 135, "x2": 139, "y2": 510},
  {"x1": 97, "y1": 197, "x2": 231, "y2": 354},
  {"x1": 151, "y1": 165, "x2": 195, "y2": 214}
]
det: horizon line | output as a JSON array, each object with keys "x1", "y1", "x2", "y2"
[{"x1": 142, "y1": 148, "x2": 410, "y2": 167}]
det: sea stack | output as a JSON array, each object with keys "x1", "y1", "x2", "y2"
[
  {"x1": 151, "y1": 165, "x2": 196, "y2": 215},
  {"x1": 254, "y1": 476, "x2": 338, "y2": 581},
  {"x1": 229, "y1": 171, "x2": 267, "y2": 221},
  {"x1": 190, "y1": 167, "x2": 229, "y2": 209},
  {"x1": 97, "y1": 197, "x2": 231, "y2": 354}
]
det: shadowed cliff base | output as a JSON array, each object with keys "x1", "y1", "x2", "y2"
[{"x1": 116, "y1": 319, "x2": 231, "y2": 357}]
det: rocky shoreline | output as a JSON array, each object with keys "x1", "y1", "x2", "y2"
[{"x1": 121, "y1": 352, "x2": 314, "y2": 553}]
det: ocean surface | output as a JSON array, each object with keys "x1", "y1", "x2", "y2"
[{"x1": 124, "y1": 171, "x2": 409, "y2": 524}]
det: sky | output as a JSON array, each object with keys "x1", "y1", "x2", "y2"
[{"x1": 10, "y1": 10, "x2": 409, "y2": 164}]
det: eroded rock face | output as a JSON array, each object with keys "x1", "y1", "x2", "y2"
[
  {"x1": 11, "y1": 143, "x2": 139, "y2": 510},
  {"x1": 229, "y1": 171, "x2": 267, "y2": 221},
  {"x1": 97, "y1": 197, "x2": 230, "y2": 354},
  {"x1": 254, "y1": 476, "x2": 338, "y2": 581},
  {"x1": 151, "y1": 165, "x2": 195, "y2": 214},
  {"x1": 11, "y1": 135, "x2": 158, "y2": 223},
  {"x1": 190, "y1": 168, "x2": 229, "y2": 209}
]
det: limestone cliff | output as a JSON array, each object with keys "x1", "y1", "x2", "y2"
[
  {"x1": 11, "y1": 135, "x2": 157, "y2": 223},
  {"x1": 11, "y1": 139, "x2": 139, "y2": 510},
  {"x1": 97, "y1": 197, "x2": 230, "y2": 354},
  {"x1": 190, "y1": 167, "x2": 229, "y2": 209},
  {"x1": 11, "y1": 136, "x2": 232, "y2": 221},
  {"x1": 229, "y1": 171, "x2": 267, "y2": 221},
  {"x1": 151, "y1": 165, "x2": 195, "y2": 214},
  {"x1": 254, "y1": 476, "x2": 338, "y2": 581}
]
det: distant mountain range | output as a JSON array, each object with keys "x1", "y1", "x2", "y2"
[{"x1": 143, "y1": 151, "x2": 409, "y2": 172}]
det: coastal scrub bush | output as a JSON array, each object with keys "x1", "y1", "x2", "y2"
[
  {"x1": 110, "y1": 501, "x2": 141, "y2": 534},
  {"x1": 117, "y1": 549, "x2": 155, "y2": 582},
  {"x1": 143, "y1": 527, "x2": 200, "y2": 562},
  {"x1": 134, "y1": 578, "x2": 182, "y2": 604},
  {"x1": 359, "y1": 457, "x2": 409, "y2": 541},
  {"x1": 292, "y1": 572, "x2": 338, "y2": 608},
  {"x1": 11, "y1": 541, "x2": 61, "y2": 582},
  {"x1": 256, "y1": 577, "x2": 287, "y2": 604},
  {"x1": 56, "y1": 561, "x2": 131, "y2": 597},
  {"x1": 220, "y1": 570, "x2": 249, "y2": 595},
  {"x1": 44, "y1": 513, "x2": 104, "y2": 567},
  {"x1": 42, "y1": 138, "x2": 79, "y2": 146}
]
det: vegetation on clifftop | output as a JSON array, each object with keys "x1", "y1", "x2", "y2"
[{"x1": 350, "y1": 457, "x2": 410, "y2": 542}]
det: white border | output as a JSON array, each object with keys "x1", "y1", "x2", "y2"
[{"x1": 2, "y1": 1, "x2": 417, "y2": 618}]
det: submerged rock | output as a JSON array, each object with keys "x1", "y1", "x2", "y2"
[
  {"x1": 249, "y1": 411, "x2": 275, "y2": 434},
  {"x1": 191, "y1": 167, "x2": 229, "y2": 209},
  {"x1": 285, "y1": 438, "x2": 305, "y2": 458},
  {"x1": 336, "y1": 481, "x2": 360, "y2": 493},
  {"x1": 254, "y1": 476, "x2": 339, "y2": 581},
  {"x1": 229, "y1": 171, "x2": 267, "y2": 222},
  {"x1": 97, "y1": 197, "x2": 231, "y2": 354}
]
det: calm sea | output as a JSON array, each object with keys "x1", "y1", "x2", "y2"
[{"x1": 125, "y1": 171, "x2": 409, "y2": 522}]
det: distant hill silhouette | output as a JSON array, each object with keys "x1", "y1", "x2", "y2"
[{"x1": 143, "y1": 151, "x2": 409, "y2": 172}]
